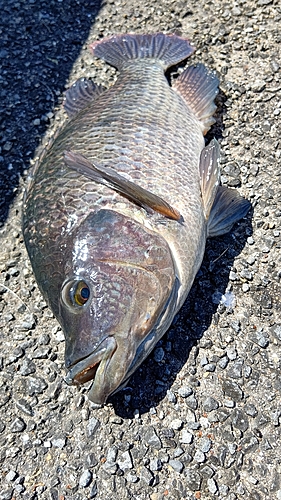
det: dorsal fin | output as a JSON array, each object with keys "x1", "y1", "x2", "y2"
[
  {"x1": 174, "y1": 64, "x2": 219, "y2": 134},
  {"x1": 90, "y1": 33, "x2": 195, "y2": 71},
  {"x1": 64, "y1": 150, "x2": 182, "y2": 221},
  {"x1": 64, "y1": 78, "x2": 104, "y2": 118}
]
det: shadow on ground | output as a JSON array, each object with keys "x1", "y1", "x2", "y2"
[{"x1": 0, "y1": 0, "x2": 102, "y2": 224}]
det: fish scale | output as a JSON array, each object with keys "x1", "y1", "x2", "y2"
[{"x1": 23, "y1": 33, "x2": 250, "y2": 405}]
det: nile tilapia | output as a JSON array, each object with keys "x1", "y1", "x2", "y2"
[{"x1": 23, "y1": 33, "x2": 250, "y2": 406}]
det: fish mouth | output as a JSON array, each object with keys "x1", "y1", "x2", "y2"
[{"x1": 65, "y1": 336, "x2": 117, "y2": 397}]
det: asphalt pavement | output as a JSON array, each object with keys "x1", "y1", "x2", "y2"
[{"x1": 0, "y1": 0, "x2": 281, "y2": 499}]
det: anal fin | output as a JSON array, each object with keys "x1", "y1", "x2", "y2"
[
  {"x1": 64, "y1": 78, "x2": 104, "y2": 118},
  {"x1": 64, "y1": 151, "x2": 182, "y2": 221}
]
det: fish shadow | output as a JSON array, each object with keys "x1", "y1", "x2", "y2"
[
  {"x1": 0, "y1": 0, "x2": 102, "y2": 225},
  {"x1": 110, "y1": 214, "x2": 253, "y2": 417}
]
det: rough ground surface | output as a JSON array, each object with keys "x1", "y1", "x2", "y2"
[{"x1": 0, "y1": 0, "x2": 281, "y2": 499}]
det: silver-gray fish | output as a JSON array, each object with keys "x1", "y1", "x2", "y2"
[{"x1": 23, "y1": 33, "x2": 250, "y2": 406}]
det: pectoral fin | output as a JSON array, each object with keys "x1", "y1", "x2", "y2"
[{"x1": 64, "y1": 151, "x2": 182, "y2": 221}]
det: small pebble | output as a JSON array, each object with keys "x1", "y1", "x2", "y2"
[
  {"x1": 248, "y1": 475, "x2": 258, "y2": 485},
  {"x1": 194, "y1": 450, "x2": 206, "y2": 463},
  {"x1": 200, "y1": 465, "x2": 214, "y2": 479},
  {"x1": 19, "y1": 359, "x2": 36, "y2": 376},
  {"x1": 166, "y1": 390, "x2": 177, "y2": 403},
  {"x1": 150, "y1": 458, "x2": 162, "y2": 471},
  {"x1": 79, "y1": 470, "x2": 92, "y2": 488},
  {"x1": 52, "y1": 437, "x2": 66, "y2": 449},
  {"x1": 54, "y1": 330, "x2": 65, "y2": 342},
  {"x1": 208, "y1": 477, "x2": 218, "y2": 494},
  {"x1": 218, "y1": 356, "x2": 229, "y2": 369},
  {"x1": 15, "y1": 399, "x2": 33, "y2": 416},
  {"x1": 204, "y1": 363, "x2": 216, "y2": 372},
  {"x1": 89, "y1": 481, "x2": 98, "y2": 498},
  {"x1": 170, "y1": 419, "x2": 183, "y2": 430},
  {"x1": 180, "y1": 430, "x2": 193, "y2": 444},
  {"x1": 222, "y1": 379, "x2": 243, "y2": 401},
  {"x1": 140, "y1": 466, "x2": 154, "y2": 486},
  {"x1": 236, "y1": 484, "x2": 245, "y2": 494},
  {"x1": 31, "y1": 346, "x2": 50, "y2": 359},
  {"x1": 169, "y1": 459, "x2": 184, "y2": 473},
  {"x1": 107, "y1": 446, "x2": 118, "y2": 463},
  {"x1": 173, "y1": 447, "x2": 184, "y2": 458},
  {"x1": 229, "y1": 270, "x2": 237, "y2": 281},
  {"x1": 3, "y1": 141, "x2": 13, "y2": 151},
  {"x1": 227, "y1": 361, "x2": 243, "y2": 379},
  {"x1": 198, "y1": 437, "x2": 211, "y2": 453},
  {"x1": 250, "y1": 331, "x2": 269, "y2": 348},
  {"x1": 247, "y1": 255, "x2": 256, "y2": 265},
  {"x1": 5, "y1": 470, "x2": 17, "y2": 482},
  {"x1": 220, "y1": 485, "x2": 230, "y2": 496},
  {"x1": 271, "y1": 60, "x2": 280, "y2": 73},
  {"x1": 228, "y1": 443, "x2": 237, "y2": 455},
  {"x1": 244, "y1": 404, "x2": 258, "y2": 417},
  {"x1": 117, "y1": 450, "x2": 133, "y2": 470},
  {"x1": 224, "y1": 399, "x2": 235, "y2": 408},
  {"x1": 178, "y1": 385, "x2": 193, "y2": 398},
  {"x1": 126, "y1": 472, "x2": 138, "y2": 483},
  {"x1": 153, "y1": 347, "x2": 164, "y2": 362},
  {"x1": 144, "y1": 427, "x2": 162, "y2": 450},
  {"x1": 200, "y1": 356, "x2": 208, "y2": 366},
  {"x1": 240, "y1": 269, "x2": 253, "y2": 280},
  {"x1": 203, "y1": 397, "x2": 219, "y2": 412},
  {"x1": 87, "y1": 417, "x2": 100, "y2": 437},
  {"x1": 38, "y1": 333, "x2": 50, "y2": 345},
  {"x1": 244, "y1": 365, "x2": 252, "y2": 378},
  {"x1": 226, "y1": 347, "x2": 237, "y2": 361},
  {"x1": 10, "y1": 418, "x2": 26, "y2": 433}
]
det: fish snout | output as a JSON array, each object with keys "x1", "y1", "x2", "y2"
[{"x1": 65, "y1": 336, "x2": 117, "y2": 404}]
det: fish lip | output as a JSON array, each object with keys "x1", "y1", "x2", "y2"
[{"x1": 65, "y1": 336, "x2": 117, "y2": 387}]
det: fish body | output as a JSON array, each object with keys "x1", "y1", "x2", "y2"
[{"x1": 23, "y1": 33, "x2": 250, "y2": 405}]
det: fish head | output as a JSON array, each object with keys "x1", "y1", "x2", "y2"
[{"x1": 59, "y1": 209, "x2": 176, "y2": 405}]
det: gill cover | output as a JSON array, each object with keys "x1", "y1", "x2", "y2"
[{"x1": 59, "y1": 209, "x2": 176, "y2": 404}]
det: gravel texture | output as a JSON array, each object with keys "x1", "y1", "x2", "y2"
[{"x1": 1, "y1": 0, "x2": 281, "y2": 499}]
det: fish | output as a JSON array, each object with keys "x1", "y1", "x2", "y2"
[{"x1": 22, "y1": 33, "x2": 250, "y2": 406}]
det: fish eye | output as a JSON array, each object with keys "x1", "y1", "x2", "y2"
[
  {"x1": 62, "y1": 279, "x2": 91, "y2": 308},
  {"x1": 70, "y1": 281, "x2": 90, "y2": 306}
]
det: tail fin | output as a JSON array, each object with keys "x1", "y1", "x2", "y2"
[{"x1": 90, "y1": 33, "x2": 195, "y2": 71}]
